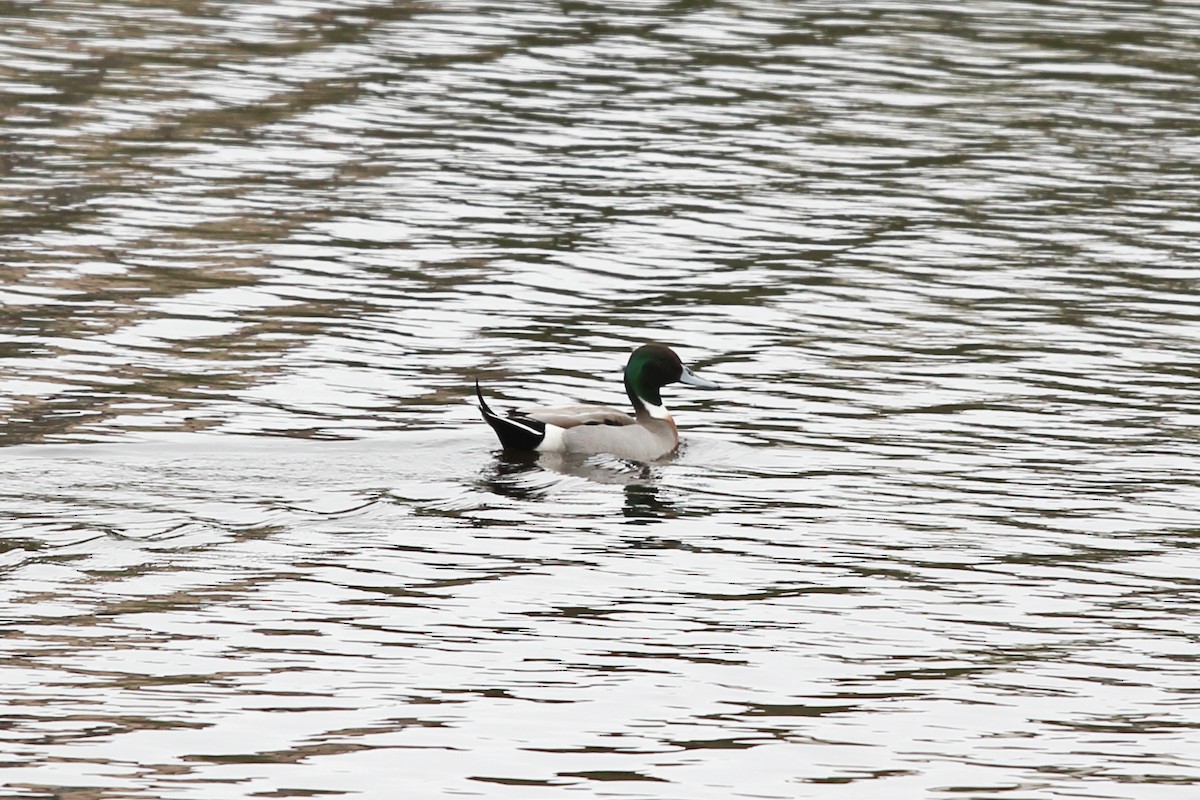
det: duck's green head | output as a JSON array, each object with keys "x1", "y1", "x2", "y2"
[{"x1": 624, "y1": 343, "x2": 719, "y2": 417}]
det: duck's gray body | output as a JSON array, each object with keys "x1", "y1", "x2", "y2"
[
  {"x1": 476, "y1": 344, "x2": 718, "y2": 462},
  {"x1": 525, "y1": 404, "x2": 678, "y2": 461}
]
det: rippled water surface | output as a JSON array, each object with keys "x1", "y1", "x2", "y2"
[{"x1": 4, "y1": 1, "x2": 1200, "y2": 798}]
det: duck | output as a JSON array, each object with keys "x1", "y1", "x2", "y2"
[{"x1": 476, "y1": 343, "x2": 720, "y2": 461}]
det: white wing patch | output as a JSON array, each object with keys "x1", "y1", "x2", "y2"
[{"x1": 497, "y1": 415, "x2": 542, "y2": 437}]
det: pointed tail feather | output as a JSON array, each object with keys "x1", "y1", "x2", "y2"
[{"x1": 476, "y1": 380, "x2": 546, "y2": 451}]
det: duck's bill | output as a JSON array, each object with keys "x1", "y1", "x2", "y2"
[{"x1": 679, "y1": 366, "x2": 720, "y2": 390}]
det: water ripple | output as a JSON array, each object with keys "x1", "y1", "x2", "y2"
[{"x1": 3, "y1": 0, "x2": 1200, "y2": 797}]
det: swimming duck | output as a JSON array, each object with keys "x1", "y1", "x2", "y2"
[{"x1": 476, "y1": 343, "x2": 719, "y2": 461}]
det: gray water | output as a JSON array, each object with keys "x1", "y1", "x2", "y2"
[{"x1": 3, "y1": 1, "x2": 1200, "y2": 798}]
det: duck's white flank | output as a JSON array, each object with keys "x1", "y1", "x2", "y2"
[{"x1": 536, "y1": 423, "x2": 567, "y2": 452}]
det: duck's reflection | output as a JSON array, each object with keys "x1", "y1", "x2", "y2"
[
  {"x1": 478, "y1": 450, "x2": 679, "y2": 522},
  {"x1": 622, "y1": 481, "x2": 677, "y2": 523},
  {"x1": 476, "y1": 450, "x2": 547, "y2": 501}
]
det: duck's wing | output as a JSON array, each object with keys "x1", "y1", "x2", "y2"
[{"x1": 522, "y1": 404, "x2": 635, "y2": 429}]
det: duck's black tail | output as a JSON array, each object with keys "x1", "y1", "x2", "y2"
[{"x1": 476, "y1": 380, "x2": 546, "y2": 451}]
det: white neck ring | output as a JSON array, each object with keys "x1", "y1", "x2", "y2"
[{"x1": 642, "y1": 400, "x2": 671, "y2": 420}]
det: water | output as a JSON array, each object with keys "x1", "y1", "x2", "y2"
[{"x1": 3, "y1": 1, "x2": 1200, "y2": 797}]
